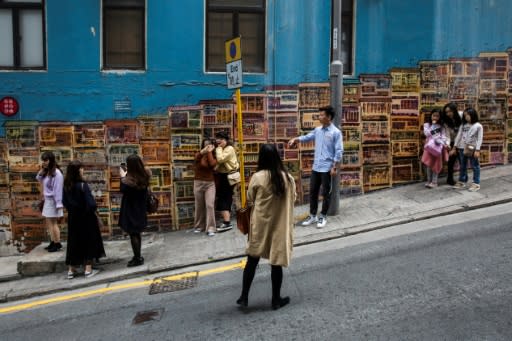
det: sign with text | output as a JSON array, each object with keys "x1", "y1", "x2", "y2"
[
  {"x1": 226, "y1": 60, "x2": 243, "y2": 89},
  {"x1": 225, "y1": 36, "x2": 243, "y2": 89}
]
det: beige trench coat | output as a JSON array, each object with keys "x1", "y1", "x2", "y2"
[{"x1": 246, "y1": 170, "x2": 296, "y2": 267}]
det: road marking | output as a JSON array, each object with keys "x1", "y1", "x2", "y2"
[{"x1": 0, "y1": 259, "x2": 246, "y2": 314}]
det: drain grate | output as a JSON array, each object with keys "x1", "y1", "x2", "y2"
[
  {"x1": 148, "y1": 272, "x2": 198, "y2": 295},
  {"x1": 132, "y1": 308, "x2": 164, "y2": 325}
]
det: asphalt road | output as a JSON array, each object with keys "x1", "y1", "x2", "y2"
[{"x1": 2, "y1": 203, "x2": 512, "y2": 340}]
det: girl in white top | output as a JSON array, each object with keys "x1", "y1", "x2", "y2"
[
  {"x1": 451, "y1": 108, "x2": 483, "y2": 192},
  {"x1": 36, "y1": 151, "x2": 64, "y2": 252}
]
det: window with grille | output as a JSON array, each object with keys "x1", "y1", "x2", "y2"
[
  {"x1": 0, "y1": 0, "x2": 45, "y2": 70},
  {"x1": 206, "y1": 0, "x2": 265, "y2": 73},
  {"x1": 103, "y1": 0, "x2": 145, "y2": 70}
]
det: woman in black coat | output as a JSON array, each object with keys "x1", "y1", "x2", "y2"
[
  {"x1": 63, "y1": 160, "x2": 105, "y2": 279},
  {"x1": 119, "y1": 154, "x2": 151, "y2": 267}
]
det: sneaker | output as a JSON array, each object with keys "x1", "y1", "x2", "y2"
[
  {"x1": 452, "y1": 181, "x2": 466, "y2": 189},
  {"x1": 301, "y1": 215, "x2": 318, "y2": 226},
  {"x1": 127, "y1": 257, "x2": 144, "y2": 267},
  {"x1": 424, "y1": 182, "x2": 431, "y2": 188},
  {"x1": 207, "y1": 231, "x2": 216, "y2": 237},
  {"x1": 426, "y1": 182, "x2": 438, "y2": 188},
  {"x1": 468, "y1": 183, "x2": 480, "y2": 192},
  {"x1": 317, "y1": 216, "x2": 327, "y2": 229},
  {"x1": 67, "y1": 271, "x2": 75, "y2": 280},
  {"x1": 193, "y1": 228, "x2": 203, "y2": 233},
  {"x1": 217, "y1": 223, "x2": 233, "y2": 232},
  {"x1": 84, "y1": 269, "x2": 100, "y2": 278}
]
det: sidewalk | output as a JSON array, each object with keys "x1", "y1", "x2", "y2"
[{"x1": 1, "y1": 165, "x2": 511, "y2": 303}]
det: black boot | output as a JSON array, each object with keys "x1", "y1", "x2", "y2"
[
  {"x1": 236, "y1": 296, "x2": 248, "y2": 308},
  {"x1": 44, "y1": 241, "x2": 54, "y2": 250},
  {"x1": 127, "y1": 256, "x2": 144, "y2": 267},
  {"x1": 48, "y1": 242, "x2": 62, "y2": 252},
  {"x1": 271, "y1": 296, "x2": 290, "y2": 310}
]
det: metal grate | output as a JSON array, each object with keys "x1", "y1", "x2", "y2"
[
  {"x1": 148, "y1": 272, "x2": 198, "y2": 295},
  {"x1": 132, "y1": 308, "x2": 164, "y2": 325}
]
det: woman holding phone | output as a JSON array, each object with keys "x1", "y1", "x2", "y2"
[
  {"x1": 193, "y1": 138, "x2": 217, "y2": 236},
  {"x1": 36, "y1": 151, "x2": 64, "y2": 252},
  {"x1": 118, "y1": 154, "x2": 151, "y2": 267}
]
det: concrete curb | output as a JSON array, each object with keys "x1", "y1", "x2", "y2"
[{"x1": 2, "y1": 194, "x2": 512, "y2": 303}]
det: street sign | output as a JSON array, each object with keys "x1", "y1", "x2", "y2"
[
  {"x1": 226, "y1": 60, "x2": 243, "y2": 89},
  {"x1": 225, "y1": 37, "x2": 243, "y2": 89},
  {"x1": 225, "y1": 37, "x2": 242, "y2": 63},
  {"x1": 225, "y1": 36, "x2": 246, "y2": 206}
]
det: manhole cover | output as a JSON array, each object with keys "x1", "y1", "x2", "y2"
[
  {"x1": 148, "y1": 272, "x2": 198, "y2": 295},
  {"x1": 132, "y1": 308, "x2": 164, "y2": 325}
]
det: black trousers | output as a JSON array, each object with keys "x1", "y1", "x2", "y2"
[
  {"x1": 447, "y1": 153, "x2": 458, "y2": 182},
  {"x1": 309, "y1": 170, "x2": 332, "y2": 216},
  {"x1": 215, "y1": 173, "x2": 234, "y2": 211}
]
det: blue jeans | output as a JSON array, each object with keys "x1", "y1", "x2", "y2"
[{"x1": 457, "y1": 149, "x2": 480, "y2": 184}]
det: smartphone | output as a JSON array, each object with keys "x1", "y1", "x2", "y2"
[{"x1": 120, "y1": 162, "x2": 127, "y2": 171}]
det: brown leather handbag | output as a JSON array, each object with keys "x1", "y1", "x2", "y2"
[{"x1": 236, "y1": 204, "x2": 253, "y2": 235}]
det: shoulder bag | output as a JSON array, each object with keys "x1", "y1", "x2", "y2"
[
  {"x1": 227, "y1": 170, "x2": 241, "y2": 186},
  {"x1": 236, "y1": 204, "x2": 253, "y2": 235},
  {"x1": 146, "y1": 188, "x2": 159, "y2": 214},
  {"x1": 463, "y1": 144, "x2": 476, "y2": 157},
  {"x1": 424, "y1": 138, "x2": 443, "y2": 157}
]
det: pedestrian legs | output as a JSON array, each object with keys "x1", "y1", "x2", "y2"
[
  {"x1": 457, "y1": 149, "x2": 468, "y2": 183},
  {"x1": 470, "y1": 155, "x2": 480, "y2": 184},
  {"x1": 319, "y1": 172, "x2": 332, "y2": 216},
  {"x1": 193, "y1": 180, "x2": 206, "y2": 230},
  {"x1": 204, "y1": 182, "x2": 216, "y2": 232},
  {"x1": 446, "y1": 153, "x2": 457, "y2": 185},
  {"x1": 237, "y1": 255, "x2": 260, "y2": 306},
  {"x1": 309, "y1": 171, "x2": 322, "y2": 216}
]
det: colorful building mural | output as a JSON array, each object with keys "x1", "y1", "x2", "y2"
[{"x1": 1, "y1": 0, "x2": 512, "y2": 251}]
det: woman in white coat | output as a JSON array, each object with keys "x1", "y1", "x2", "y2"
[{"x1": 236, "y1": 144, "x2": 296, "y2": 310}]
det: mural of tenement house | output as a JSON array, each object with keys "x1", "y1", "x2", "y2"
[{"x1": 1, "y1": 49, "x2": 511, "y2": 251}]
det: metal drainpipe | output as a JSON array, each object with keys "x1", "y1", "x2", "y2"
[{"x1": 327, "y1": 0, "x2": 343, "y2": 216}]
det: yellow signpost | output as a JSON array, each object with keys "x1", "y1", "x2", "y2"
[{"x1": 225, "y1": 36, "x2": 246, "y2": 207}]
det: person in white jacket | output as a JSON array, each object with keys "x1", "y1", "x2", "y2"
[{"x1": 450, "y1": 108, "x2": 483, "y2": 192}]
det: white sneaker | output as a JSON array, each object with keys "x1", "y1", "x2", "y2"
[
  {"x1": 217, "y1": 223, "x2": 233, "y2": 232},
  {"x1": 317, "y1": 216, "x2": 327, "y2": 229},
  {"x1": 452, "y1": 181, "x2": 466, "y2": 189},
  {"x1": 468, "y1": 183, "x2": 480, "y2": 192},
  {"x1": 207, "y1": 231, "x2": 216, "y2": 237},
  {"x1": 301, "y1": 215, "x2": 318, "y2": 226},
  {"x1": 85, "y1": 269, "x2": 100, "y2": 279}
]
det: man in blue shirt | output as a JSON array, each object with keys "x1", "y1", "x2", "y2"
[{"x1": 288, "y1": 106, "x2": 343, "y2": 228}]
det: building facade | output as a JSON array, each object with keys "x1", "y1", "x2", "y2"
[{"x1": 0, "y1": 0, "x2": 511, "y2": 250}]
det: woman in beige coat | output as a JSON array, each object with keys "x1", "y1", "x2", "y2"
[{"x1": 236, "y1": 144, "x2": 296, "y2": 310}]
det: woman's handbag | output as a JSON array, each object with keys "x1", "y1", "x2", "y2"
[
  {"x1": 424, "y1": 138, "x2": 443, "y2": 157},
  {"x1": 227, "y1": 171, "x2": 241, "y2": 186},
  {"x1": 236, "y1": 204, "x2": 253, "y2": 235},
  {"x1": 146, "y1": 189, "x2": 159, "y2": 214},
  {"x1": 464, "y1": 143, "x2": 476, "y2": 157},
  {"x1": 37, "y1": 200, "x2": 45, "y2": 212}
]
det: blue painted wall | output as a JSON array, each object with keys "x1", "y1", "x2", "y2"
[
  {"x1": 355, "y1": 0, "x2": 512, "y2": 74},
  {"x1": 1, "y1": 0, "x2": 512, "y2": 130}
]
